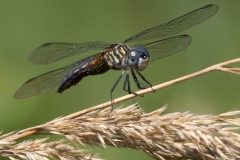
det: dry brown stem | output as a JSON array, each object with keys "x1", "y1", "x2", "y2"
[
  {"x1": 1, "y1": 105, "x2": 240, "y2": 160},
  {"x1": 1, "y1": 58, "x2": 240, "y2": 160},
  {"x1": 44, "y1": 105, "x2": 240, "y2": 160}
]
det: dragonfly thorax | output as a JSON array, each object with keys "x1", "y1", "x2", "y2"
[
  {"x1": 103, "y1": 43, "x2": 150, "y2": 71},
  {"x1": 126, "y1": 46, "x2": 150, "y2": 71}
]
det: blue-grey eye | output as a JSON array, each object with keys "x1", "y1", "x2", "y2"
[{"x1": 135, "y1": 46, "x2": 150, "y2": 59}]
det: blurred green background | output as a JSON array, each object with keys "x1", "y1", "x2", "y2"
[{"x1": 1, "y1": 0, "x2": 240, "y2": 159}]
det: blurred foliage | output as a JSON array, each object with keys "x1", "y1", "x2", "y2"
[{"x1": 0, "y1": 1, "x2": 240, "y2": 159}]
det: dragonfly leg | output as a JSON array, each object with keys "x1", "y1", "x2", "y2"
[
  {"x1": 109, "y1": 71, "x2": 125, "y2": 115},
  {"x1": 123, "y1": 71, "x2": 139, "y2": 104},
  {"x1": 123, "y1": 71, "x2": 131, "y2": 94},
  {"x1": 131, "y1": 69, "x2": 146, "y2": 89},
  {"x1": 130, "y1": 69, "x2": 145, "y2": 97},
  {"x1": 123, "y1": 71, "x2": 138, "y2": 95},
  {"x1": 135, "y1": 70, "x2": 155, "y2": 93}
]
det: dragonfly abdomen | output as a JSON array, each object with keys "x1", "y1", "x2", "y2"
[
  {"x1": 103, "y1": 43, "x2": 130, "y2": 70},
  {"x1": 57, "y1": 54, "x2": 109, "y2": 93}
]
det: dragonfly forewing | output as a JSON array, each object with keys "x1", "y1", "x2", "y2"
[
  {"x1": 124, "y1": 4, "x2": 218, "y2": 43},
  {"x1": 28, "y1": 41, "x2": 110, "y2": 64}
]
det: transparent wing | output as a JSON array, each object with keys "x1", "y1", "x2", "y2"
[
  {"x1": 14, "y1": 54, "x2": 99, "y2": 99},
  {"x1": 130, "y1": 35, "x2": 191, "y2": 61},
  {"x1": 28, "y1": 41, "x2": 110, "y2": 64},
  {"x1": 124, "y1": 4, "x2": 218, "y2": 43}
]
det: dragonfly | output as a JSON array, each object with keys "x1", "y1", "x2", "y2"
[{"x1": 14, "y1": 4, "x2": 218, "y2": 113}]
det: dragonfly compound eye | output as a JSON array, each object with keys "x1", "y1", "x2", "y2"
[
  {"x1": 127, "y1": 50, "x2": 140, "y2": 69},
  {"x1": 135, "y1": 46, "x2": 150, "y2": 71}
]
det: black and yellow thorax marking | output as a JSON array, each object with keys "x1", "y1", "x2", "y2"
[{"x1": 103, "y1": 43, "x2": 130, "y2": 70}]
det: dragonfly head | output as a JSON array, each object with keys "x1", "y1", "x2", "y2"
[{"x1": 127, "y1": 46, "x2": 150, "y2": 71}]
